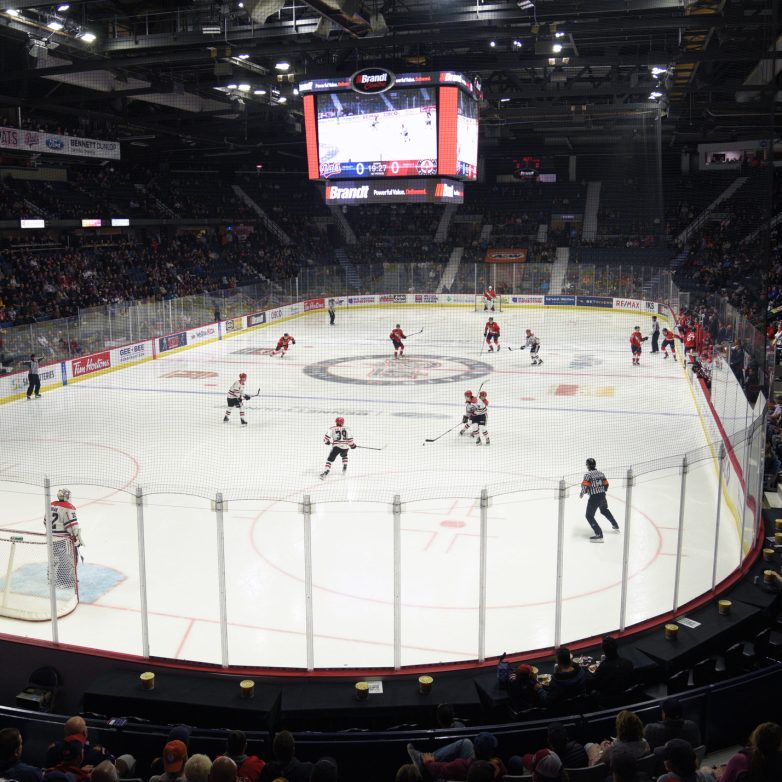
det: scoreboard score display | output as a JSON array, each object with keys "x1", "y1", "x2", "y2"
[{"x1": 300, "y1": 69, "x2": 480, "y2": 203}]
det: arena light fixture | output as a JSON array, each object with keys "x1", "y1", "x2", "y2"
[
  {"x1": 5, "y1": 8, "x2": 20, "y2": 16},
  {"x1": 226, "y1": 83, "x2": 238, "y2": 89},
  {"x1": 512, "y1": 39, "x2": 523, "y2": 48},
  {"x1": 651, "y1": 66, "x2": 668, "y2": 77},
  {"x1": 554, "y1": 31, "x2": 565, "y2": 38},
  {"x1": 649, "y1": 91, "x2": 663, "y2": 99},
  {"x1": 57, "y1": 4, "x2": 69, "y2": 11},
  {"x1": 79, "y1": 31, "x2": 96, "y2": 43},
  {"x1": 275, "y1": 61, "x2": 290, "y2": 72},
  {"x1": 238, "y1": 53, "x2": 250, "y2": 59},
  {"x1": 237, "y1": 83, "x2": 251, "y2": 92},
  {"x1": 202, "y1": 24, "x2": 221, "y2": 34},
  {"x1": 489, "y1": 40, "x2": 496, "y2": 47},
  {"x1": 552, "y1": 43, "x2": 562, "y2": 53},
  {"x1": 517, "y1": 0, "x2": 534, "y2": 9},
  {"x1": 499, "y1": 97, "x2": 511, "y2": 102},
  {"x1": 253, "y1": 89, "x2": 266, "y2": 95},
  {"x1": 47, "y1": 19, "x2": 64, "y2": 30},
  {"x1": 293, "y1": 87, "x2": 299, "y2": 95},
  {"x1": 278, "y1": 96, "x2": 287, "y2": 103}
]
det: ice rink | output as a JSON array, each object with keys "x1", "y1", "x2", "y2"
[{"x1": 0, "y1": 305, "x2": 744, "y2": 668}]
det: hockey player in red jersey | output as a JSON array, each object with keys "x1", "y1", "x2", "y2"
[
  {"x1": 320, "y1": 417, "x2": 356, "y2": 479},
  {"x1": 275, "y1": 333, "x2": 295, "y2": 357},
  {"x1": 46, "y1": 488, "x2": 83, "y2": 587},
  {"x1": 684, "y1": 329, "x2": 697, "y2": 356},
  {"x1": 224, "y1": 372, "x2": 252, "y2": 425},
  {"x1": 389, "y1": 324, "x2": 406, "y2": 358},
  {"x1": 483, "y1": 286, "x2": 497, "y2": 312},
  {"x1": 630, "y1": 327, "x2": 648, "y2": 366},
  {"x1": 484, "y1": 317, "x2": 501, "y2": 352},
  {"x1": 661, "y1": 328, "x2": 681, "y2": 361}
]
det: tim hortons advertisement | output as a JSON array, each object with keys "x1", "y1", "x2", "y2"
[
  {"x1": 247, "y1": 312, "x2": 266, "y2": 327},
  {"x1": 304, "y1": 298, "x2": 325, "y2": 311},
  {"x1": 158, "y1": 332, "x2": 188, "y2": 353},
  {"x1": 72, "y1": 351, "x2": 111, "y2": 378},
  {"x1": 484, "y1": 248, "x2": 528, "y2": 263},
  {"x1": 224, "y1": 317, "x2": 245, "y2": 333}
]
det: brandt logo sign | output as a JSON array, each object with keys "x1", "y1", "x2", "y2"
[
  {"x1": 326, "y1": 185, "x2": 370, "y2": 201},
  {"x1": 350, "y1": 68, "x2": 396, "y2": 94}
]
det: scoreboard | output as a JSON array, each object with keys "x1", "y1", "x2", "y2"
[{"x1": 300, "y1": 69, "x2": 481, "y2": 186}]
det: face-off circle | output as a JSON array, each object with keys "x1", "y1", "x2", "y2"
[{"x1": 303, "y1": 354, "x2": 493, "y2": 386}]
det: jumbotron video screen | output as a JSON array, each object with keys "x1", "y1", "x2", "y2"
[{"x1": 300, "y1": 70, "x2": 481, "y2": 182}]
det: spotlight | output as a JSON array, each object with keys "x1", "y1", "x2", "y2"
[
  {"x1": 489, "y1": 40, "x2": 496, "y2": 47},
  {"x1": 79, "y1": 31, "x2": 96, "y2": 43},
  {"x1": 226, "y1": 83, "x2": 238, "y2": 89},
  {"x1": 253, "y1": 89, "x2": 266, "y2": 95},
  {"x1": 554, "y1": 31, "x2": 565, "y2": 38},
  {"x1": 237, "y1": 83, "x2": 250, "y2": 91},
  {"x1": 47, "y1": 20, "x2": 63, "y2": 30},
  {"x1": 278, "y1": 96, "x2": 287, "y2": 103},
  {"x1": 517, "y1": 0, "x2": 534, "y2": 8},
  {"x1": 5, "y1": 9, "x2": 20, "y2": 16},
  {"x1": 512, "y1": 39, "x2": 523, "y2": 48},
  {"x1": 293, "y1": 87, "x2": 299, "y2": 95},
  {"x1": 552, "y1": 43, "x2": 562, "y2": 53},
  {"x1": 56, "y1": 3, "x2": 69, "y2": 10},
  {"x1": 238, "y1": 53, "x2": 250, "y2": 59},
  {"x1": 649, "y1": 91, "x2": 663, "y2": 99},
  {"x1": 499, "y1": 97, "x2": 510, "y2": 103},
  {"x1": 275, "y1": 61, "x2": 290, "y2": 71},
  {"x1": 651, "y1": 66, "x2": 668, "y2": 77}
]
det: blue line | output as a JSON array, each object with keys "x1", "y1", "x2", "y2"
[{"x1": 69, "y1": 382, "x2": 709, "y2": 420}]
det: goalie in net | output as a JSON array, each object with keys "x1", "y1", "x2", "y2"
[{"x1": 0, "y1": 488, "x2": 81, "y2": 621}]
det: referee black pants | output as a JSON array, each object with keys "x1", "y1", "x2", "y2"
[
  {"x1": 586, "y1": 494, "x2": 618, "y2": 536},
  {"x1": 27, "y1": 372, "x2": 40, "y2": 398},
  {"x1": 651, "y1": 331, "x2": 659, "y2": 353}
]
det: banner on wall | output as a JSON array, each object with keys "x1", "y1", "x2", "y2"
[
  {"x1": 158, "y1": 332, "x2": 187, "y2": 353},
  {"x1": 0, "y1": 126, "x2": 121, "y2": 160},
  {"x1": 577, "y1": 296, "x2": 613, "y2": 308},
  {"x1": 511, "y1": 295, "x2": 545, "y2": 305},
  {"x1": 224, "y1": 317, "x2": 245, "y2": 333},
  {"x1": 544, "y1": 295, "x2": 576, "y2": 306},
  {"x1": 247, "y1": 312, "x2": 266, "y2": 327},
  {"x1": 484, "y1": 248, "x2": 528, "y2": 263},
  {"x1": 304, "y1": 298, "x2": 325, "y2": 311},
  {"x1": 72, "y1": 351, "x2": 111, "y2": 378}
]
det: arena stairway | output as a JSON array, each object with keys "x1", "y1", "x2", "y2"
[
  {"x1": 676, "y1": 176, "x2": 747, "y2": 244},
  {"x1": 334, "y1": 247, "x2": 362, "y2": 289},
  {"x1": 437, "y1": 247, "x2": 464, "y2": 293}
]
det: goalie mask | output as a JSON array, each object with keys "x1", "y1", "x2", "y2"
[{"x1": 57, "y1": 489, "x2": 71, "y2": 502}]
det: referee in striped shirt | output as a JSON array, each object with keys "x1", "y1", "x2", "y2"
[
  {"x1": 23, "y1": 353, "x2": 41, "y2": 400},
  {"x1": 580, "y1": 458, "x2": 620, "y2": 542}
]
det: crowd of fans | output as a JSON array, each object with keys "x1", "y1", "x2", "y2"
[{"x1": 1, "y1": 701, "x2": 780, "y2": 782}]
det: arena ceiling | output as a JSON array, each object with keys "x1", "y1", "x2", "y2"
[{"x1": 0, "y1": 0, "x2": 777, "y2": 159}]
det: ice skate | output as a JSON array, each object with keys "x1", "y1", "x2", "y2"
[
  {"x1": 319, "y1": 471, "x2": 329, "y2": 480},
  {"x1": 241, "y1": 419, "x2": 247, "y2": 425},
  {"x1": 476, "y1": 438, "x2": 482, "y2": 445},
  {"x1": 342, "y1": 464, "x2": 348, "y2": 473},
  {"x1": 589, "y1": 535, "x2": 604, "y2": 543},
  {"x1": 485, "y1": 437, "x2": 490, "y2": 445},
  {"x1": 223, "y1": 416, "x2": 229, "y2": 422}
]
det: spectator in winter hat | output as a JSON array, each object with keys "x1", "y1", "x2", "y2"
[{"x1": 532, "y1": 749, "x2": 566, "y2": 782}]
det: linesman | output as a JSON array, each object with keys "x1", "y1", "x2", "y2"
[{"x1": 579, "y1": 458, "x2": 620, "y2": 543}]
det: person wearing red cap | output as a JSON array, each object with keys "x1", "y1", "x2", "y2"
[
  {"x1": 149, "y1": 740, "x2": 187, "y2": 782},
  {"x1": 531, "y1": 750, "x2": 566, "y2": 782}
]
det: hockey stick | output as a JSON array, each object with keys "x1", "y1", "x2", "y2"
[
  {"x1": 355, "y1": 444, "x2": 386, "y2": 451},
  {"x1": 478, "y1": 379, "x2": 489, "y2": 393},
  {"x1": 423, "y1": 423, "x2": 461, "y2": 444},
  {"x1": 407, "y1": 328, "x2": 424, "y2": 336},
  {"x1": 506, "y1": 346, "x2": 526, "y2": 351}
]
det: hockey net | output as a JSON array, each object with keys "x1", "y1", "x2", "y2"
[
  {"x1": 0, "y1": 530, "x2": 79, "y2": 621},
  {"x1": 474, "y1": 293, "x2": 503, "y2": 312}
]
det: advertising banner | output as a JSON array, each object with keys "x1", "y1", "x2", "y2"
[
  {"x1": 324, "y1": 178, "x2": 463, "y2": 204},
  {"x1": 114, "y1": 342, "x2": 149, "y2": 364},
  {"x1": 0, "y1": 126, "x2": 121, "y2": 160},
  {"x1": 544, "y1": 295, "x2": 576, "y2": 306},
  {"x1": 577, "y1": 296, "x2": 614, "y2": 308},
  {"x1": 187, "y1": 324, "x2": 218, "y2": 344},
  {"x1": 268, "y1": 308, "x2": 283, "y2": 321},
  {"x1": 414, "y1": 294, "x2": 438, "y2": 303},
  {"x1": 224, "y1": 317, "x2": 245, "y2": 333},
  {"x1": 511, "y1": 295, "x2": 545, "y2": 305},
  {"x1": 304, "y1": 298, "x2": 325, "y2": 311},
  {"x1": 7, "y1": 364, "x2": 59, "y2": 391},
  {"x1": 613, "y1": 298, "x2": 642, "y2": 310},
  {"x1": 379, "y1": 294, "x2": 407, "y2": 303},
  {"x1": 72, "y1": 351, "x2": 111, "y2": 378},
  {"x1": 484, "y1": 248, "x2": 528, "y2": 263},
  {"x1": 247, "y1": 312, "x2": 266, "y2": 327},
  {"x1": 347, "y1": 296, "x2": 377, "y2": 306},
  {"x1": 158, "y1": 332, "x2": 187, "y2": 353}
]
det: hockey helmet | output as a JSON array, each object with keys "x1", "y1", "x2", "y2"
[
  {"x1": 526, "y1": 329, "x2": 532, "y2": 335},
  {"x1": 634, "y1": 326, "x2": 640, "y2": 331},
  {"x1": 479, "y1": 390, "x2": 488, "y2": 398},
  {"x1": 488, "y1": 285, "x2": 493, "y2": 290},
  {"x1": 239, "y1": 373, "x2": 247, "y2": 381},
  {"x1": 488, "y1": 317, "x2": 494, "y2": 322},
  {"x1": 586, "y1": 458, "x2": 596, "y2": 470},
  {"x1": 57, "y1": 488, "x2": 71, "y2": 501},
  {"x1": 284, "y1": 333, "x2": 289, "y2": 337},
  {"x1": 395, "y1": 324, "x2": 400, "y2": 328},
  {"x1": 335, "y1": 416, "x2": 345, "y2": 427},
  {"x1": 464, "y1": 390, "x2": 473, "y2": 397}
]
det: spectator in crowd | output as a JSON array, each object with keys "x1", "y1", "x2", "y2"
[
  {"x1": 541, "y1": 647, "x2": 588, "y2": 705},
  {"x1": 208, "y1": 758, "x2": 236, "y2": 782},
  {"x1": 612, "y1": 745, "x2": 653, "y2": 782},
  {"x1": 407, "y1": 732, "x2": 505, "y2": 781},
  {"x1": 713, "y1": 722, "x2": 782, "y2": 782},
  {"x1": 644, "y1": 698, "x2": 702, "y2": 751},
  {"x1": 309, "y1": 758, "x2": 338, "y2": 782},
  {"x1": 46, "y1": 739, "x2": 90, "y2": 782},
  {"x1": 522, "y1": 724, "x2": 588, "y2": 771},
  {"x1": 466, "y1": 760, "x2": 496, "y2": 782},
  {"x1": 530, "y1": 749, "x2": 566, "y2": 782},
  {"x1": 222, "y1": 731, "x2": 264, "y2": 782},
  {"x1": 657, "y1": 739, "x2": 712, "y2": 782},
  {"x1": 183, "y1": 755, "x2": 211, "y2": 782},
  {"x1": 590, "y1": 636, "x2": 634, "y2": 706},
  {"x1": 149, "y1": 741, "x2": 187, "y2": 782},
  {"x1": 115, "y1": 756, "x2": 137, "y2": 780},
  {"x1": 587, "y1": 710, "x2": 650, "y2": 768},
  {"x1": 258, "y1": 731, "x2": 312, "y2": 782},
  {"x1": 507, "y1": 663, "x2": 543, "y2": 711},
  {"x1": 436, "y1": 703, "x2": 466, "y2": 729},
  {"x1": 0, "y1": 727, "x2": 44, "y2": 782},
  {"x1": 91, "y1": 762, "x2": 119, "y2": 782},
  {"x1": 46, "y1": 716, "x2": 111, "y2": 769},
  {"x1": 394, "y1": 764, "x2": 422, "y2": 782}
]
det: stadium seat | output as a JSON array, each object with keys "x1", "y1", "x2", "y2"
[
  {"x1": 564, "y1": 763, "x2": 608, "y2": 782},
  {"x1": 666, "y1": 669, "x2": 690, "y2": 695},
  {"x1": 692, "y1": 658, "x2": 718, "y2": 687}
]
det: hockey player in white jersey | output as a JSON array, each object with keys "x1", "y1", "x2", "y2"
[
  {"x1": 483, "y1": 286, "x2": 497, "y2": 312},
  {"x1": 521, "y1": 329, "x2": 542, "y2": 365},
  {"x1": 223, "y1": 372, "x2": 252, "y2": 425},
  {"x1": 459, "y1": 390, "x2": 476, "y2": 436},
  {"x1": 470, "y1": 391, "x2": 490, "y2": 445},
  {"x1": 46, "y1": 488, "x2": 83, "y2": 587},
  {"x1": 320, "y1": 417, "x2": 356, "y2": 478}
]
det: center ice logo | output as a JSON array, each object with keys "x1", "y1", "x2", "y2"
[{"x1": 304, "y1": 354, "x2": 492, "y2": 386}]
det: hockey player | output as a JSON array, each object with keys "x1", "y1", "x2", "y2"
[
  {"x1": 684, "y1": 329, "x2": 697, "y2": 357},
  {"x1": 224, "y1": 372, "x2": 251, "y2": 425},
  {"x1": 425, "y1": 109, "x2": 432, "y2": 127},
  {"x1": 328, "y1": 299, "x2": 336, "y2": 326},
  {"x1": 401, "y1": 124, "x2": 410, "y2": 142},
  {"x1": 275, "y1": 333, "x2": 296, "y2": 357},
  {"x1": 522, "y1": 329, "x2": 542, "y2": 365},
  {"x1": 484, "y1": 317, "x2": 501, "y2": 352},
  {"x1": 470, "y1": 390, "x2": 490, "y2": 445},
  {"x1": 630, "y1": 326, "x2": 648, "y2": 366},
  {"x1": 483, "y1": 286, "x2": 497, "y2": 312},
  {"x1": 46, "y1": 488, "x2": 84, "y2": 587},
  {"x1": 320, "y1": 417, "x2": 356, "y2": 479},
  {"x1": 661, "y1": 328, "x2": 681, "y2": 361},
  {"x1": 390, "y1": 324, "x2": 407, "y2": 359},
  {"x1": 459, "y1": 390, "x2": 476, "y2": 435}
]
